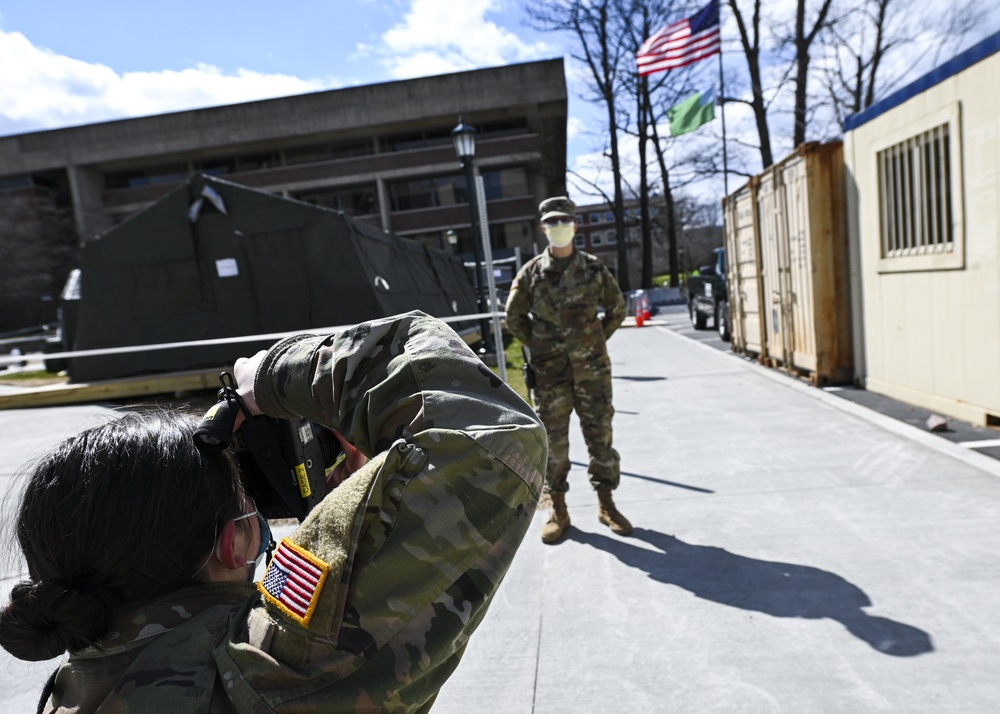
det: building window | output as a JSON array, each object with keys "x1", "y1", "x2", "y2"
[
  {"x1": 104, "y1": 164, "x2": 188, "y2": 189},
  {"x1": 0, "y1": 175, "x2": 33, "y2": 192},
  {"x1": 482, "y1": 168, "x2": 529, "y2": 200},
  {"x1": 575, "y1": 235, "x2": 585, "y2": 248},
  {"x1": 196, "y1": 159, "x2": 234, "y2": 177},
  {"x1": 606, "y1": 231, "x2": 617, "y2": 244},
  {"x1": 875, "y1": 103, "x2": 964, "y2": 272},
  {"x1": 231, "y1": 152, "x2": 281, "y2": 172},
  {"x1": 388, "y1": 174, "x2": 471, "y2": 211},
  {"x1": 604, "y1": 211, "x2": 614, "y2": 222},
  {"x1": 284, "y1": 139, "x2": 374, "y2": 165},
  {"x1": 879, "y1": 125, "x2": 951, "y2": 254},
  {"x1": 490, "y1": 220, "x2": 533, "y2": 251},
  {"x1": 590, "y1": 213, "x2": 601, "y2": 224},
  {"x1": 592, "y1": 233, "x2": 605, "y2": 246},
  {"x1": 477, "y1": 118, "x2": 529, "y2": 140},
  {"x1": 385, "y1": 128, "x2": 453, "y2": 152},
  {"x1": 295, "y1": 184, "x2": 378, "y2": 216}
]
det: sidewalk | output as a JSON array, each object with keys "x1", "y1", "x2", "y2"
[
  {"x1": 432, "y1": 322, "x2": 1000, "y2": 713},
  {"x1": 1, "y1": 323, "x2": 998, "y2": 712}
]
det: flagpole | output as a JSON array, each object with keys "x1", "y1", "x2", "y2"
[{"x1": 718, "y1": 33, "x2": 729, "y2": 195}]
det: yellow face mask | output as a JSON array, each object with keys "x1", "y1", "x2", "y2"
[{"x1": 544, "y1": 223, "x2": 575, "y2": 248}]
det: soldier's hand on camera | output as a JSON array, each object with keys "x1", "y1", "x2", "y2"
[
  {"x1": 232, "y1": 351, "x2": 266, "y2": 430},
  {"x1": 327, "y1": 429, "x2": 368, "y2": 488}
]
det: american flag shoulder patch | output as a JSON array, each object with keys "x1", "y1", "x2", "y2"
[{"x1": 257, "y1": 538, "x2": 330, "y2": 627}]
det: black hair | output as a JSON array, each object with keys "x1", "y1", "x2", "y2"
[{"x1": 0, "y1": 410, "x2": 244, "y2": 661}]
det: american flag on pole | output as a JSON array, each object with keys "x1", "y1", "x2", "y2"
[
  {"x1": 636, "y1": 0, "x2": 721, "y2": 77},
  {"x1": 258, "y1": 538, "x2": 329, "y2": 626}
]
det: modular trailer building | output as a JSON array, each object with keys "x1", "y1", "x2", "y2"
[{"x1": 843, "y1": 31, "x2": 1000, "y2": 426}]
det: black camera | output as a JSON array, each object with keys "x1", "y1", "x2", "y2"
[{"x1": 194, "y1": 373, "x2": 342, "y2": 521}]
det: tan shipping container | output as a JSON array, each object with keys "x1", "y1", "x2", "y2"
[
  {"x1": 723, "y1": 184, "x2": 766, "y2": 355},
  {"x1": 722, "y1": 142, "x2": 853, "y2": 385}
]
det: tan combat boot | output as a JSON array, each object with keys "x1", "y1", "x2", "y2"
[
  {"x1": 540, "y1": 492, "x2": 571, "y2": 544},
  {"x1": 597, "y1": 486, "x2": 633, "y2": 536}
]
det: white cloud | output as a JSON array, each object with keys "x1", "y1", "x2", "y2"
[
  {"x1": 0, "y1": 29, "x2": 338, "y2": 136},
  {"x1": 371, "y1": 0, "x2": 552, "y2": 79}
]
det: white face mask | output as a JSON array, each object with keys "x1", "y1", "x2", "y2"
[{"x1": 544, "y1": 223, "x2": 575, "y2": 248}]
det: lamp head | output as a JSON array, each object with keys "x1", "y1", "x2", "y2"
[{"x1": 451, "y1": 117, "x2": 476, "y2": 160}]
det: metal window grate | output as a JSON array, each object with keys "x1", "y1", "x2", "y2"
[{"x1": 877, "y1": 123, "x2": 953, "y2": 257}]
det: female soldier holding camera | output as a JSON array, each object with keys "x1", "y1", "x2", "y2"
[{"x1": 0, "y1": 311, "x2": 545, "y2": 713}]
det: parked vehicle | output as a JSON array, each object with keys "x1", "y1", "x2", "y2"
[{"x1": 686, "y1": 247, "x2": 730, "y2": 341}]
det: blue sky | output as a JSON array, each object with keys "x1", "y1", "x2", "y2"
[
  {"x1": 2, "y1": 1, "x2": 999, "y2": 206},
  {"x1": 0, "y1": 1, "x2": 563, "y2": 133},
  {"x1": 0, "y1": 1, "x2": 551, "y2": 83},
  {"x1": 0, "y1": 0, "x2": 608, "y2": 198}
]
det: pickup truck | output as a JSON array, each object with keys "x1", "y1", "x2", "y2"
[{"x1": 686, "y1": 247, "x2": 730, "y2": 341}]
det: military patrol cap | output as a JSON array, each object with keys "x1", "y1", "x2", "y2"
[{"x1": 539, "y1": 196, "x2": 576, "y2": 222}]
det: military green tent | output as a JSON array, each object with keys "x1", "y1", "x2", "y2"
[{"x1": 64, "y1": 174, "x2": 478, "y2": 382}]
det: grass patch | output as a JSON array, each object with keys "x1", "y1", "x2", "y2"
[
  {"x1": 0, "y1": 369, "x2": 65, "y2": 382},
  {"x1": 490, "y1": 338, "x2": 531, "y2": 405},
  {"x1": 653, "y1": 272, "x2": 694, "y2": 287}
]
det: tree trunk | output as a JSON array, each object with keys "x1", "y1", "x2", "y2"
[
  {"x1": 637, "y1": 79, "x2": 652, "y2": 288},
  {"x1": 649, "y1": 117, "x2": 678, "y2": 288},
  {"x1": 793, "y1": 0, "x2": 835, "y2": 148},
  {"x1": 728, "y1": 0, "x2": 773, "y2": 168}
]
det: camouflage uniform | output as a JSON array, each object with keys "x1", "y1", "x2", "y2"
[
  {"x1": 504, "y1": 246, "x2": 626, "y2": 494},
  {"x1": 42, "y1": 311, "x2": 546, "y2": 713}
]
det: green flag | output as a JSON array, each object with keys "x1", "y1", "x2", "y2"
[{"x1": 667, "y1": 87, "x2": 715, "y2": 137}]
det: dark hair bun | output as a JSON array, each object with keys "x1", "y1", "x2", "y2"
[{"x1": 0, "y1": 580, "x2": 115, "y2": 661}]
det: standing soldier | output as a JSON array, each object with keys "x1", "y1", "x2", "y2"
[{"x1": 504, "y1": 196, "x2": 632, "y2": 544}]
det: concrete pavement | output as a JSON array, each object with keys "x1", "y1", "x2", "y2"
[
  {"x1": 432, "y1": 320, "x2": 1000, "y2": 713},
  {"x1": 1, "y1": 320, "x2": 999, "y2": 712}
]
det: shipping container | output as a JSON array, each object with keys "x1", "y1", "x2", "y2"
[
  {"x1": 722, "y1": 142, "x2": 854, "y2": 386},
  {"x1": 723, "y1": 185, "x2": 765, "y2": 355}
]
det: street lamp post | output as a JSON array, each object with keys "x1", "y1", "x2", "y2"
[{"x1": 451, "y1": 117, "x2": 491, "y2": 353}]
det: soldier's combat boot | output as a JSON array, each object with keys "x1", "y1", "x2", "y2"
[
  {"x1": 597, "y1": 486, "x2": 633, "y2": 536},
  {"x1": 540, "y1": 492, "x2": 571, "y2": 544}
]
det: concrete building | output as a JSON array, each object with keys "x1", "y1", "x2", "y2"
[
  {"x1": 572, "y1": 196, "x2": 720, "y2": 285},
  {"x1": 573, "y1": 198, "x2": 657, "y2": 286},
  {"x1": 0, "y1": 59, "x2": 567, "y2": 272}
]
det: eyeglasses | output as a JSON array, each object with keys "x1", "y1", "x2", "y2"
[
  {"x1": 233, "y1": 496, "x2": 273, "y2": 564},
  {"x1": 542, "y1": 216, "x2": 574, "y2": 226}
]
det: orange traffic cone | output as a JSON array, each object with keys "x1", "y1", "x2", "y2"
[{"x1": 636, "y1": 311, "x2": 645, "y2": 327}]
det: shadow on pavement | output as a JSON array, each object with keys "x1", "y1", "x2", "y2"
[
  {"x1": 568, "y1": 526, "x2": 934, "y2": 657},
  {"x1": 570, "y1": 461, "x2": 714, "y2": 493}
]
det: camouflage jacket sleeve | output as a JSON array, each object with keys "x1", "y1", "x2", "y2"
[
  {"x1": 217, "y1": 311, "x2": 546, "y2": 713},
  {"x1": 503, "y1": 265, "x2": 534, "y2": 347},
  {"x1": 600, "y1": 265, "x2": 627, "y2": 340}
]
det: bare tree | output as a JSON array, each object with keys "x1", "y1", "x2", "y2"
[
  {"x1": 726, "y1": 0, "x2": 775, "y2": 168},
  {"x1": 788, "y1": 0, "x2": 836, "y2": 147},
  {"x1": 0, "y1": 189, "x2": 78, "y2": 333},
  {"x1": 819, "y1": 0, "x2": 988, "y2": 131},
  {"x1": 529, "y1": 0, "x2": 634, "y2": 290},
  {"x1": 924, "y1": 0, "x2": 991, "y2": 69},
  {"x1": 618, "y1": 0, "x2": 720, "y2": 289},
  {"x1": 617, "y1": 0, "x2": 658, "y2": 289}
]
